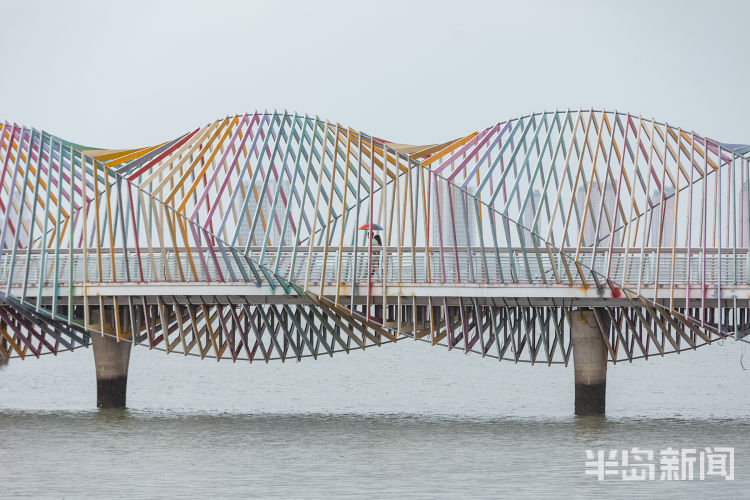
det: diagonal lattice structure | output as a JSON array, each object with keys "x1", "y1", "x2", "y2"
[{"x1": 1, "y1": 110, "x2": 749, "y2": 365}]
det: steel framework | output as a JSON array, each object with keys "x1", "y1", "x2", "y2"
[{"x1": 0, "y1": 110, "x2": 748, "y2": 364}]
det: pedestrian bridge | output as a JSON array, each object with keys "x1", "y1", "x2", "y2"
[{"x1": 0, "y1": 109, "x2": 748, "y2": 412}]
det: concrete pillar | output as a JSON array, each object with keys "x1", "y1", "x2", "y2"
[
  {"x1": 90, "y1": 307, "x2": 132, "y2": 408},
  {"x1": 570, "y1": 309, "x2": 609, "y2": 415}
]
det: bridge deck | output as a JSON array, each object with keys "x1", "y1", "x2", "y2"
[{"x1": 2, "y1": 247, "x2": 748, "y2": 307}]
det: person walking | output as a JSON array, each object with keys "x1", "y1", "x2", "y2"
[
  {"x1": 358, "y1": 223, "x2": 384, "y2": 280},
  {"x1": 359, "y1": 223, "x2": 384, "y2": 321},
  {"x1": 371, "y1": 231, "x2": 382, "y2": 279}
]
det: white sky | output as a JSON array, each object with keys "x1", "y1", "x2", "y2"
[{"x1": 1, "y1": 0, "x2": 748, "y2": 149}]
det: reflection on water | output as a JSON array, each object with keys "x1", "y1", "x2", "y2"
[{"x1": 1, "y1": 341, "x2": 749, "y2": 497}]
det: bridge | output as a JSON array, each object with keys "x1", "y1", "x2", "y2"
[{"x1": 0, "y1": 109, "x2": 748, "y2": 414}]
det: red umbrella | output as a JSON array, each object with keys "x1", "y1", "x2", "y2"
[{"x1": 358, "y1": 223, "x2": 383, "y2": 231}]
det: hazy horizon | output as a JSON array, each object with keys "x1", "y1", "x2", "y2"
[{"x1": 2, "y1": 0, "x2": 749, "y2": 149}]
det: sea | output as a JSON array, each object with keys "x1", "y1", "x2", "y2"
[{"x1": 1, "y1": 338, "x2": 749, "y2": 498}]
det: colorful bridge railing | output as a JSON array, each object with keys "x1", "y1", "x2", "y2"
[{"x1": 0, "y1": 110, "x2": 748, "y2": 365}]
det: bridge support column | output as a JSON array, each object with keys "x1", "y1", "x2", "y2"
[
  {"x1": 570, "y1": 309, "x2": 609, "y2": 415},
  {"x1": 90, "y1": 307, "x2": 133, "y2": 408}
]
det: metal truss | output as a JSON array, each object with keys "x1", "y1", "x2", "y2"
[{"x1": 0, "y1": 110, "x2": 748, "y2": 364}]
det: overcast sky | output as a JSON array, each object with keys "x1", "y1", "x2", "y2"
[{"x1": 1, "y1": 0, "x2": 748, "y2": 149}]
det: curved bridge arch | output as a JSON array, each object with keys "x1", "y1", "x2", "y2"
[{"x1": 0, "y1": 110, "x2": 748, "y2": 366}]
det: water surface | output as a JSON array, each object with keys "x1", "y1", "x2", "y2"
[{"x1": 2, "y1": 340, "x2": 749, "y2": 498}]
